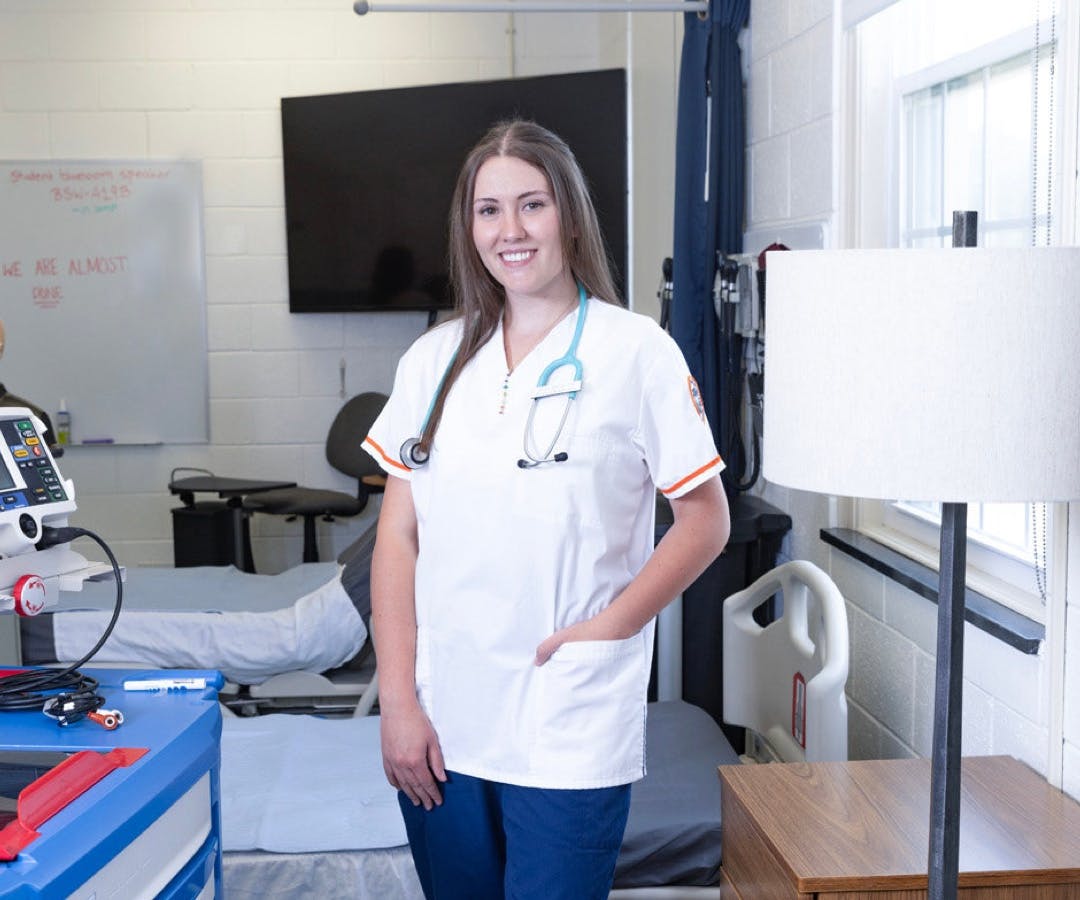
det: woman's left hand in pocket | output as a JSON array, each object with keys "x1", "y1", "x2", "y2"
[{"x1": 535, "y1": 616, "x2": 620, "y2": 666}]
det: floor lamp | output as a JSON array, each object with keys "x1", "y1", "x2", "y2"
[{"x1": 761, "y1": 230, "x2": 1080, "y2": 899}]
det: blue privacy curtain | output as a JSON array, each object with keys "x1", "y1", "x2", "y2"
[{"x1": 670, "y1": 0, "x2": 749, "y2": 490}]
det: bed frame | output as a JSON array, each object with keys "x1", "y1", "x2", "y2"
[{"x1": 218, "y1": 559, "x2": 849, "y2": 899}]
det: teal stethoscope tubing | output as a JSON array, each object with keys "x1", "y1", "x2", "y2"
[{"x1": 399, "y1": 283, "x2": 588, "y2": 470}]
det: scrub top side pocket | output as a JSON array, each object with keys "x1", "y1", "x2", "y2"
[{"x1": 530, "y1": 633, "x2": 648, "y2": 787}]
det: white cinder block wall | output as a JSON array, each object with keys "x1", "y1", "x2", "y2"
[
  {"x1": 0, "y1": 2, "x2": 680, "y2": 574},
  {"x1": 746, "y1": 0, "x2": 1076, "y2": 798}
]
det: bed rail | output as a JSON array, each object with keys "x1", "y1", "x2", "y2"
[{"x1": 722, "y1": 560, "x2": 849, "y2": 763}]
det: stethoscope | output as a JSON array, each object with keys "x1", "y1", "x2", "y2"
[{"x1": 399, "y1": 283, "x2": 588, "y2": 470}]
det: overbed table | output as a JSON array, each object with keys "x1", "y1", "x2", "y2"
[{"x1": 169, "y1": 475, "x2": 296, "y2": 571}]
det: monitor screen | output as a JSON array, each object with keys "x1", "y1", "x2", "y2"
[
  {"x1": 281, "y1": 70, "x2": 627, "y2": 313},
  {"x1": 0, "y1": 421, "x2": 22, "y2": 491},
  {"x1": 0, "y1": 450, "x2": 14, "y2": 492}
]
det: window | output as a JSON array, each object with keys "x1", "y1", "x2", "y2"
[
  {"x1": 847, "y1": 1, "x2": 1065, "y2": 622},
  {"x1": 901, "y1": 48, "x2": 1054, "y2": 249}
]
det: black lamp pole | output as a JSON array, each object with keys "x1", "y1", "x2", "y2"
[{"x1": 927, "y1": 210, "x2": 978, "y2": 900}]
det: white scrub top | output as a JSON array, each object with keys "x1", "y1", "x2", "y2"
[{"x1": 364, "y1": 297, "x2": 723, "y2": 789}]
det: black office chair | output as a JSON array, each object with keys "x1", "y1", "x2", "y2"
[{"x1": 245, "y1": 392, "x2": 389, "y2": 563}]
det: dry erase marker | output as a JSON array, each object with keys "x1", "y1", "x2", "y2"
[
  {"x1": 81, "y1": 438, "x2": 115, "y2": 444},
  {"x1": 123, "y1": 677, "x2": 207, "y2": 692}
]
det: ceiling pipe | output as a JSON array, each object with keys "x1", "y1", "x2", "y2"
[{"x1": 354, "y1": 0, "x2": 708, "y2": 14}]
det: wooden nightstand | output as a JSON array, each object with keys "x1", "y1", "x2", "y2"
[{"x1": 718, "y1": 755, "x2": 1080, "y2": 899}]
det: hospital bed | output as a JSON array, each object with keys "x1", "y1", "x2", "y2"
[
  {"x1": 17, "y1": 526, "x2": 379, "y2": 715},
  {"x1": 217, "y1": 559, "x2": 850, "y2": 899}
]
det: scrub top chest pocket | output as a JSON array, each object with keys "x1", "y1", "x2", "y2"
[{"x1": 511, "y1": 407, "x2": 630, "y2": 532}]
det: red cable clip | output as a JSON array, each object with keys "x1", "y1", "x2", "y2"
[{"x1": 87, "y1": 709, "x2": 124, "y2": 731}]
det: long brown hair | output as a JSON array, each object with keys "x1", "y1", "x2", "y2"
[{"x1": 419, "y1": 119, "x2": 621, "y2": 454}]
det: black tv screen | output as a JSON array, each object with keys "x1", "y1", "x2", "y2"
[{"x1": 281, "y1": 69, "x2": 627, "y2": 313}]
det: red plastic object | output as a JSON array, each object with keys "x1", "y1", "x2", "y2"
[
  {"x1": 0, "y1": 747, "x2": 148, "y2": 861},
  {"x1": 13, "y1": 574, "x2": 47, "y2": 616}
]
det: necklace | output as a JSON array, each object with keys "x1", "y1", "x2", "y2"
[
  {"x1": 498, "y1": 369, "x2": 510, "y2": 415},
  {"x1": 499, "y1": 293, "x2": 578, "y2": 415}
]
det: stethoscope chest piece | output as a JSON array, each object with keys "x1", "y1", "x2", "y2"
[{"x1": 399, "y1": 436, "x2": 430, "y2": 469}]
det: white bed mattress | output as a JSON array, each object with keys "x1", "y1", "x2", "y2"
[{"x1": 223, "y1": 848, "x2": 423, "y2": 900}]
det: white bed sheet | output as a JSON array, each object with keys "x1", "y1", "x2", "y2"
[
  {"x1": 51, "y1": 566, "x2": 367, "y2": 684},
  {"x1": 220, "y1": 713, "x2": 404, "y2": 853}
]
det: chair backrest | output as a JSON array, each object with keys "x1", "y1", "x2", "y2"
[{"x1": 326, "y1": 392, "x2": 389, "y2": 482}]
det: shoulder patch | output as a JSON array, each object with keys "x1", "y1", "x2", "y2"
[{"x1": 687, "y1": 376, "x2": 706, "y2": 421}]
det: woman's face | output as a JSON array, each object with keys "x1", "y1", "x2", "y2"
[{"x1": 470, "y1": 154, "x2": 575, "y2": 307}]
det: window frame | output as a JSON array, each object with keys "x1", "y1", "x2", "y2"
[{"x1": 853, "y1": 499, "x2": 1061, "y2": 623}]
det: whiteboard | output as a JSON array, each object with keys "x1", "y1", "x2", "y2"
[{"x1": 0, "y1": 160, "x2": 208, "y2": 445}]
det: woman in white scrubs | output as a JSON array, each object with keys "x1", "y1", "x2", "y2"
[{"x1": 363, "y1": 120, "x2": 730, "y2": 900}]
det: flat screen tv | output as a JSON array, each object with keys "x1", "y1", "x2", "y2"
[{"x1": 280, "y1": 69, "x2": 627, "y2": 313}]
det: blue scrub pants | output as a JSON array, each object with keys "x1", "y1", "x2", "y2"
[{"x1": 398, "y1": 770, "x2": 631, "y2": 900}]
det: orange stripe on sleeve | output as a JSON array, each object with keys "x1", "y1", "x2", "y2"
[
  {"x1": 363, "y1": 436, "x2": 410, "y2": 473},
  {"x1": 659, "y1": 456, "x2": 723, "y2": 496}
]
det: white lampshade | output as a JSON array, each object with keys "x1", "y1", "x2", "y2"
[{"x1": 763, "y1": 247, "x2": 1080, "y2": 503}]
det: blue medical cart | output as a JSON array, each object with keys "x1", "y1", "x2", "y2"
[{"x1": 0, "y1": 668, "x2": 223, "y2": 899}]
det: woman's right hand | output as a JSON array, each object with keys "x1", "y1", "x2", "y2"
[
  {"x1": 372, "y1": 476, "x2": 444, "y2": 810},
  {"x1": 380, "y1": 702, "x2": 447, "y2": 811}
]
